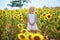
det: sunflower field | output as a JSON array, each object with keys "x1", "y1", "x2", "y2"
[{"x1": 0, "y1": 7, "x2": 60, "y2": 40}]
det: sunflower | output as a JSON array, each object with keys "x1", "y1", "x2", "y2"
[
  {"x1": 17, "y1": 24, "x2": 22, "y2": 29},
  {"x1": 19, "y1": 16, "x2": 22, "y2": 19},
  {"x1": 32, "y1": 33, "x2": 44, "y2": 40},
  {"x1": 42, "y1": 13, "x2": 46, "y2": 17},
  {"x1": 42, "y1": 8, "x2": 47, "y2": 12},
  {"x1": 21, "y1": 29, "x2": 28, "y2": 34},
  {"x1": 13, "y1": 15, "x2": 17, "y2": 19},
  {"x1": 18, "y1": 33, "x2": 26, "y2": 40},
  {"x1": 18, "y1": 13, "x2": 22, "y2": 17},
  {"x1": 35, "y1": 11, "x2": 38, "y2": 14},
  {"x1": 18, "y1": 15, "x2": 24, "y2": 22},
  {"x1": 26, "y1": 33, "x2": 33, "y2": 40},
  {"x1": 0, "y1": 15, "x2": 3, "y2": 19},
  {"x1": 20, "y1": 19, "x2": 24, "y2": 22},
  {"x1": 46, "y1": 13, "x2": 52, "y2": 20},
  {"x1": 42, "y1": 13, "x2": 47, "y2": 20},
  {"x1": 58, "y1": 15, "x2": 60, "y2": 19},
  {"x1": 48, "y1": 9, "x2": 54, "y2": 14},
  {"x1": 48, "y1": 10, "x2": 53, "y2": 14},
  {"x1": 17, "y1": 14, "x2": 21, "y2": 18}
]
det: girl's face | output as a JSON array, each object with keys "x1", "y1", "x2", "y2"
[{"x1": 29, "y1": 7, "x2": 35, "y2": 13}]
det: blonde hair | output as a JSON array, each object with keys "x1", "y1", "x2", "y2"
[
  {"x1": 29, "y1": 6, "x2": 35, "y2": 13},
  {"x1": 29, "y1": 6, "x2": 35, "y2": 10}
]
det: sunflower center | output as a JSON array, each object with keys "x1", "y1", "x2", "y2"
[
  {"x1": 3, "y1": 11, "x2": 5, "y2": 13},
  {"x1": 43, "y1": 14, "x2": 46, "y2": 16},
  {"x1": 29, "y1": 35, "x2": 32, "y2": 40},
  {"x1": 48, "y1": 15, "x2": 50, "y2": 18},
  {"x1": 34, "y1": 36, "x2": 40, "y2": 40},
  {"x1": 14, "y1": 16, "x2": 16, "y2": 18},
  {"x1": 23, "y1": 30, "x2": 26, "y2": 33},
  {"x1": 19, "y1": 25, "x2": 21, "y2": 27},
  {"x1": 35, "y1": 12, "x2": 37, "y2": 14},
  {"x1": 20, "y1": 17, "x2": 22, "y2": 19},
  {"x1": 20, "y1": 15, "x2": 21, "y2": 16},
  {"x1": 20, "y1": 35, "x2": 25, "y2": 39}
]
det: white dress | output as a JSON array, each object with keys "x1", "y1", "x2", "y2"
[{"x1": 27, "y1": 13, "x2": 38, "y2": 31}]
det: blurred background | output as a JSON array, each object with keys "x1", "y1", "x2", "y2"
[{"x1": 0, "y1": 0, "x2": 60, "y2": 9}]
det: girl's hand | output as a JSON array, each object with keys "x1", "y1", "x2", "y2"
[
  {"x1": 31, "y1": 23, "x2": 34, "y2": 26},
  {"x1": 30, "y1": 22, "x2": 35, "y2": 26}
]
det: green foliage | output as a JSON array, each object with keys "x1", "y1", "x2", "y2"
[{"x1": 0, "y1": 7, "x2": 60, "y2": 40}]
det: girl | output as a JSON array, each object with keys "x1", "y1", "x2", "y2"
[{"x1": 27, "y1": 6, "x2": 38, "y2": 33}]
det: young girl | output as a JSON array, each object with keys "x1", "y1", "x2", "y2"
[{"x1": 27, "y1": 6, "x2": 38, "y2": 33}]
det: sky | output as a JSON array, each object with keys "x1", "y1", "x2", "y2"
[{"x1": 0, "y1": 0, "x2": 60, "y2": 9}]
